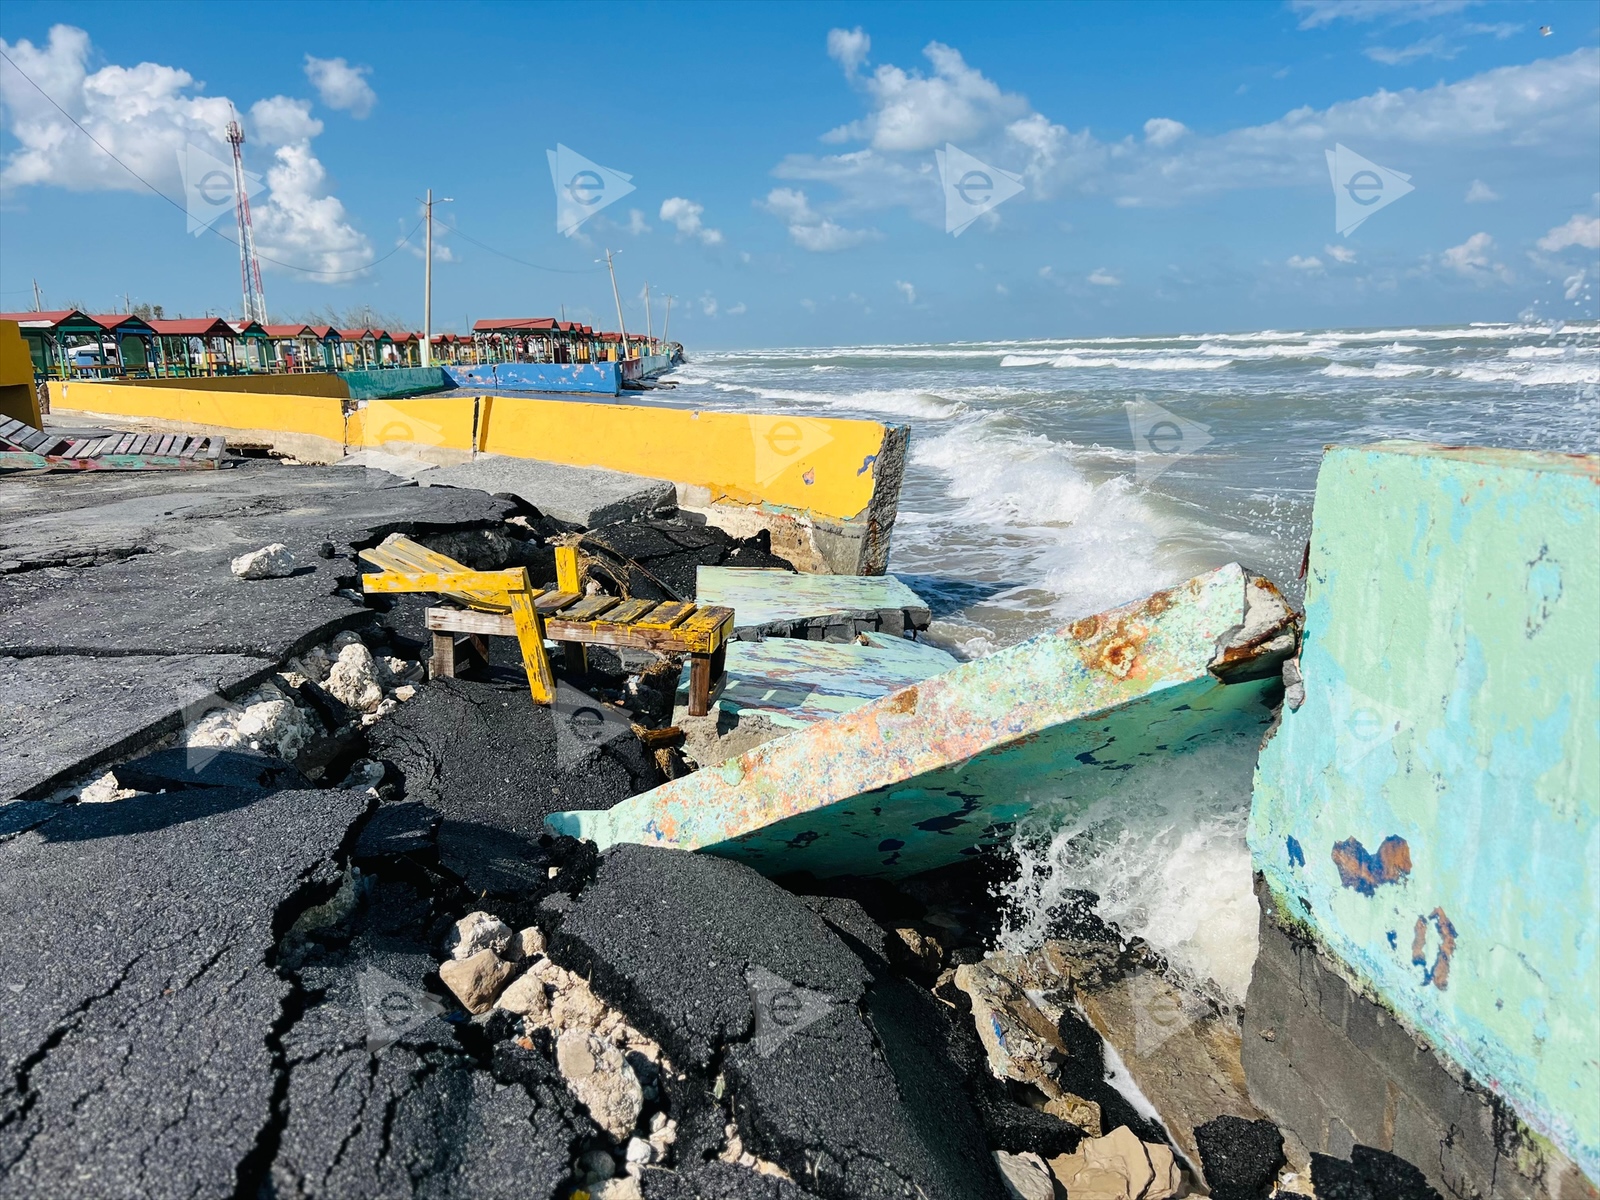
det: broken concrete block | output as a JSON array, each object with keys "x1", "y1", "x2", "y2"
[
  {"x1": 420, "y1": 455, "x2": 677, "y2": 528},
  {"x1": 186, "y1": 683, "x2": 317, "y2": 762},
  {"x1": 447, "y1": 911, "x2": 513, "y2": 960},
  {"x1": 508, "y1": 925, "x2": 546, "y2": 961},
  {"x1": 696, "y1": 565, "x2": 932, "y2": 639},
  {"x1": 494, "y1": 971, "x2": 551, "y2": 1020},
  {"x1": 230, "y1": 542, "x2": 295, "y2": 579},
  {"x1": 556, "y1": 1027, "x2": 644, "y2": 1139},
  {"x1": 995, "y1": 1150, "x2": 1057, "y2": 1200},
  {"x1": 553, "y1": 563, "x2": 1295, "y2": 878},
  {"x1": 325, "y1": 642, "x2": 384, "y2": 713},
  {"x1": 439, "y1": 949, "x2": 514, "y2": 1014}
]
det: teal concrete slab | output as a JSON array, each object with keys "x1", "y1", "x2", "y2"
[
  {"x1": 1249, "y1": 441, "x2": 1600, "y2": 1179},
  {"x1": 682, "y1": 632, "x2": 959, "y2": 728},
  {"x1": 696, "y1": 566, "x2": 931, "y2": 635},
  {"x1": 551, "y1": 562, "x2": 1293, "y2": 879}
]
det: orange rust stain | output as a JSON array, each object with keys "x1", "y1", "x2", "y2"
[
  {"x1": 882, "y1": 687, "x2": 918, "y2": 716},
  {"x1": 1069, "y1": 615, "x2": 1101, "y2": 641},
  {"x1": 1411, "y1": 906, "x2": 1457, "y2": 990}
]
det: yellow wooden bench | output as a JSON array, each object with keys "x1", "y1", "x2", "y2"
[{"x1": 358, "y1": 534, "x2": 733, "y2": 715}]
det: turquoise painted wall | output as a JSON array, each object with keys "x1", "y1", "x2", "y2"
[
  {"x1": 1250, "y1": 442, "x2": 1600, "y2": 1178},
  {"x1": 338, "y1": 366, "x2": 449, "y2": 400}
]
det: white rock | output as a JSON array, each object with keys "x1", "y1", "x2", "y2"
[
  {"x1": 293, "y1": 646, "x2": 334, "y2": 684},
  {"x1": 494, "y1": 972, "x2": 550, "y2": 1019},
  {"x1": 996, "y1": 1151, "x2": 1057, "y2": 1200},
  {"x1": 186, "y1": 685, "x2": 316, "y2": 761},
  {"x1": 78, "y1": 771, "x2": 140, "y2": 804},
  {"x1": 508, "y1": 926, "x2": 545, "y2": 961},
  {"x1": 379, "y1": 655, "x2": 424, "y2": 686},
  {"x1": 625, "y1": 1137, "x2": 654, "y2": 1165},
  {"x1": 447, "y1": 912, "x2": 513, "y2": 960},
  {"x1": 594, "y1": 1179, "x2": 642, "y2": 1200},
  {"x1": 393, "y1": 684, "x2": 416, "y2": 703},
  {"x1": 231, "y1": 543, "x2": 295, "y2": 580},
  {"x1": 326, "y1": 643, "x2": 384, "y2": 713},
  {"x1": 360, "y1": 698, "x2": 399, "y2": 727},
  {"x1": 556, "y1": 1028, "x2": 643, "y2": 1139}
]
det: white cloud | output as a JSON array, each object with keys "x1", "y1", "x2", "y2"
[
  {"x1": 1287, "y1": 254, "x2": 1324, "y2": 271},
  {"x1": 1365, "y1": 35, "x2": 1458, "y2": 65},
  {"x1": 303, "y1": 55, "x2": 375, "y2": 118},
  {"x1": 1144, "y1": 117, "x2": 1188, "y2": 147},
  {"x1": 249, "y1": 96, "x2": 322, "y2": 146},
  {"x1": 626, "y1": 208, "x2": 651, "y2": 235},
  {"x1": 699, "y1": 293, "x2": 718, "y2": 317},
  {"x1": 894, "y1": 280, "x2": 915, "y2": 303},
  {"x1": 1290, "y1": 1, "x2": 1475, "y2": 29},
  {"x1": 1038, "y1": 265, "x2": 1054, "y2": 278},
  {"x1": 824, "y1": 39, "x2": 1029, "y2": 152},
  {"x1": 1087, "y1": 268, "x2": 1121, "y2": 286},
  {"x1": 659, "y1": 196, "x2": 723, "y2": 245},
  {"x1": 1465, "y1": 179, "x2": 1499, "y2": 202},
  {"x1": 0, "y1": 25, "x2": 371, "y2": 279},
  {"x1": 827, "y1": 27, "x2": 870, "y2": 74},
  {"x1": 1537, "y1": 213, "x2": 1600, "y2": 251},
  {"x1": 1441, "y1": 231, "x2": 1512, "y2": 281},
  {"x1": 1324, "y1": 243, "x2": 1357, "y2": 263},
  {"x1": 760, "y1": 187, "x2": 878, "y2": 251},
  {"x1": 727, "y1": 301, "x2": 747, "y2": 316},
  {"x1": 1564, "y1": 269, "x2": 1587, "y2": 300}
]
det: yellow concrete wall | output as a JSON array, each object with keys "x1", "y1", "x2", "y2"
[
  {"x1": 345, "y1": 397, "x2": 479, "y2": 455},
  {"x1": 477, "y1": 396, "x2": 888, "y2": 521},
  {"x1": 0, "y1": 320, "x2": 40, "y2": 428},
  {"x1": 48, "y1": 379, "x2": 345, "y2": 445},
  {"x1": 124, "y1": 373, "x2": 351, "y2": 397}
]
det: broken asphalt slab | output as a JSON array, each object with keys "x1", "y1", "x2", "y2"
[
  {"x1": 540, "y1": 843, "x2": 1007, "y2": 1199},
  {"x1": 418, "y1": 455, "x2": 678, "y2": 528},
  {"x1": 0, "y1": 652, "x2": 274, "y2": 803},
  {"x1": 0, "y1": 785, "x2": 369, "y2": 1199}
]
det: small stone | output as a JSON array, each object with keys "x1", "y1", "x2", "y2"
[
  {"x1": 625, "y1": 1137, "x2": 654, "y2": 1165},
  {"x1": 379, "y1": 655, "x2": 424, "y2": 686},
  {"x1": 394, "y1": 684, "x2": 416, "y2": 702},
  {"x1": 1194, "y1": 1116, "x2": 1285, "y2": 1200},
  {"x1": 996, "y1": 1150, "x2": 1056, "y2": 1200},
  {"x1": 360, "y1": 698, "x2": 399, "y2": 726},
  {"x1": 326, "y1": 643, "x2": 385, "y2": 713},
  {"x1": 494, "y1": 972, "x2": 550, "y2": 1019},
  {"x1": 78, "y1": 771, "x2": 140, "y2": 804},
  {"x1": 1042, "y1": 1091, "x2": 1103, "y2": 1137},
  {"x1": 447, "y1": 911, "x2": 513, "y2": 960},
  {"x1": 508, "y1": 926, "x2": 545, "y2": 961},
  {"x1": 594, "y1": 1179, "x2": 642, "y2": 1200},
  {"x1": 556, "y1": 1028, "x2": 643, "y2": 1138},
  {"x1": 230, "y1": 543, "x2": 295, "y2": 580},
  {"x1": 649, "y1": 1111, "x2": 669, "y2": 1135},
  {"x1": 317, "y1": 541, "x2": 336, "y2": 559},
  {"x1": 438, "y1": 949, "x2": 513, "y2": 1015}
]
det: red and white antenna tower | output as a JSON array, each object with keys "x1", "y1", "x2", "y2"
[{"x1": 225, "y1": 117, "x2": 268, "y2": 324}]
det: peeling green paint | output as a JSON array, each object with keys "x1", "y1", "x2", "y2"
[{"x1": 1249, "y1": 441, "x2": 1600, "y2": 1180}]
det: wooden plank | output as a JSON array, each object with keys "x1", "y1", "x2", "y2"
[
  {"x1": 555, "y1": 545, "x2": 582, "y2": 593},
  {"x1": 426, "y1": 607, "x2": 517, "y2": 637},
  {"x1": 559, "y1": 595, "x2": 621, "y2": 623},
  {"x1": 18, "y1": 428, "x2": 51, "y2": 451},
  {"x1": 506, "y1": 588, "x2": 556, "y2": 704},
  {"x1": 632, "y1": 601, "x2": 695, "y2": 630},
  {"x1": 361, "y1": 567, "x2": 530, "y2": 596},
  {"x1": 113, "y1": 434, "x2": 137, "y2": 455},
  {"x1": 674, "y1": 606, "x2": 735, "y2": 653},
  {"x1": 0, "y1": 417, "x2": 26, "y2": 444},
  {"x1": 534, "y1": 591, "x2": 582, "y2": 614},
  {"x1": 604, "y1": 598, "x2": 660, "y2": 626},
  {"x1": 543, "y1": 619, "x2": 717, "y2": 656},
  {"x1": 154, "y1": 434, "x2": 176, "y2": 456},
  {"x1": 178, "y1": 436, "x2": 199, "y2": 458},
  {"x1": 62, "y1": 439, "x2": 92, "y2": 458},
  {"x1": 431, "y1": 632, "x2": 458, "y2": 680},
  {"x1": 207, "y1": 436, "x2": 226, "y2": 460}
]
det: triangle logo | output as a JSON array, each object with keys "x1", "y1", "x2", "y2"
[
  {"x1": 547, "y1": 144, "x2": 636, "y2": 238},
  {"x1": 1326, "y1": 144, "x2": 1413, "y2": 238},
  {"x1": 935, "y1": 143, "x2": 1025, "y2": 237},
  {"x1": 179, "y1": 140, "x2": 264, "y2": 237}
]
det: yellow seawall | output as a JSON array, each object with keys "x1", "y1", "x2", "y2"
[
  {"x1": 43, "y1": 382, "x2": 909, "y2": 573},
  {"x1": 127, "y1": 373, "x2": 351, "y2": 397},
  {"x1": 0, "y1": 320, "x2": 39, "y2": 428}
]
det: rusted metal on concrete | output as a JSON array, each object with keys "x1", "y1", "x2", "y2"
[{"x1": 549, "y1": 563, "x2": 1297, "y2": 878}]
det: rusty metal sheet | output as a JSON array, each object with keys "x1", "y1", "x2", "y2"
[{"x1": 549, "y1": 562, "x2": 1295, "y2": 878}]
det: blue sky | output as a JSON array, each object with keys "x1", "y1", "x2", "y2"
[{"x1": 1, "y1": 0, "x2": 1596, "y2": 346}]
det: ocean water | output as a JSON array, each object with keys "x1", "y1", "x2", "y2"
[{"x1": 661, "y1": 322, "x2": 1600, "y2": 1003}]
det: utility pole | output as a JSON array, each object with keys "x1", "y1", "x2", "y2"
[
  {"x1": 662, "y1": 294, "x2": 672, "y2": 345},
  {"x1": 644, "y1": 281, "x2": 653, "y2": 347},
  {"x1": 603, "y1": 249, "x2": 629, "y2": 357},
  {"x1": 421, "y1": 189, "x2": 453, "y2": 369},
  {"x1": 31, "y1": 279, "x2": 42, "y2": 312}
]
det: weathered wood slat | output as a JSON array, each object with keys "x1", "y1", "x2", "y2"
[
  {"x1": 559, "y1": 595, "x2": 622, "y2": 623},
  {"x1": 177, "y1": 436, "x2": 198, "y2": 458},
  {"x1": 534, "y1": 591, "x2": 582, "y2": 613},
  {"x1": 604, "y1": 598, "x2": 660, "y2": 626},
  {"x1": 62, "y1": 439, "x2": 91, "y2": 458},
  {"x1": 632, "y1": 601, "x2": 696, "y2": 630},
  {"x1": 362, "y1": 567, "x2": 531, "y2": 597},
  {"x1": 152, "y1": 434, "x2": 174, "y2": 456},
  {"x1": 0, "y1": 416, "x2": 26, "y2": 443},
  {"x1": 676, "y1": 605, "x2": 735, "y2": 649},
  {"x1": 18, "y1": 427, "x2": 50, "y2": 451},
  {"x1": 427, "y1": 607, "x2": 517, "y2": 636},
  {"x1": 207, "y1": 436, "x2": 226, "y2": 460}
]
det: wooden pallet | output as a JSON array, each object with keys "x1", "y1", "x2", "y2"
[
  {"x1": 359, "y1": 534, "x2": 733, "y2": 714},
  {"x1": 0, "y1": 416, "x2": 226, "y2": 472}
]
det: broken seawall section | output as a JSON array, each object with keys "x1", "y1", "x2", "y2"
[{"x1": 1246, "y1": 442, "x2": 1600, "y2": 1198}]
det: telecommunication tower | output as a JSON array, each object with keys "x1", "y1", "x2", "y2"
[{"x1": 225, "y1": 119, "x2": 268, "y2": 324}]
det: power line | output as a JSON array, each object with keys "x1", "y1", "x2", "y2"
[
  {"x1": 429, "y1": 217, "x2": 606, "y2": 275},
  {"x1": 0, "y1": 48, "x2": 420, "y2": 279}
]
